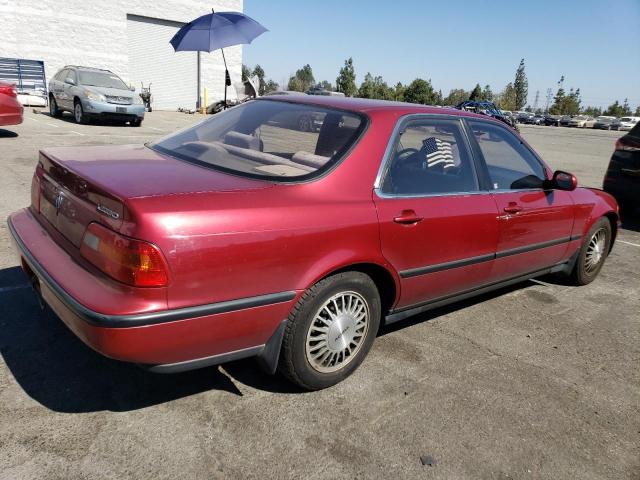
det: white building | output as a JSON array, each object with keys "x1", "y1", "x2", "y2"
[{"x1": 0, "y1": 0, "x2": 244, "y2": 110}]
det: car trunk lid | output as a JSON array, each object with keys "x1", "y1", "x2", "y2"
[{"x1": 35, "y1": 144, "x2": 271, "y2": 247}]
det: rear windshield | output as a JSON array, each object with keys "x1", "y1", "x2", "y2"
[{"x1": 150, "y1": 100, "x2": 367, "y2": 181}]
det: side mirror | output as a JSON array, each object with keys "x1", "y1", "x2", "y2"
[
  {"x1": 546, "y1": 170, "x2": 577, "y2": 191},
  {"x1": 64, "y1": 77, "x2": 75, "y2": 86}
]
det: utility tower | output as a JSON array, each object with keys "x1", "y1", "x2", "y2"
[
  {"x1": 545, "y1": 88, "x2": 553, "y2": 113},
  {"x1": 533, "y1": 90, "x2": 540, "y2": 112}
]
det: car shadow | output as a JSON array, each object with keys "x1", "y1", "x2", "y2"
[
  {"x1": 0, "y1": 265, "x2": 573, "y2": 411},
  {"x1": 0, "y1": 266, "x2": 246, "y2": 413},
  {"x1": 40, "y1": 111, "x2": 132, "y2": 127},
  {"x1": 0, "y1": 128, "x2": 18, "y2": 138}
]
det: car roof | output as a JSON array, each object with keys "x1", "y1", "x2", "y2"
[
  {"x1": 257, "y1": 95, "x2": 491, "y2": 121},
  {"x1": 63, "y1": 65, "x2": 112, "y2": 72}
]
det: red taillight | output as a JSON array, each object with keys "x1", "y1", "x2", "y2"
[
  {"x1": 0, "y1": 84, "x2": 17, "y2": 97},
  {"x1": 80, "y1": 223, "x2": 169, "y2": 287},
  {"x1": 615, "y1": 137, "x2": 640, "y2": 152}
]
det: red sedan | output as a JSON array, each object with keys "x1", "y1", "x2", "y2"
[
  {"x1": 8, "y1": 96, "x2": 618, "y2": 390},
  {"x1": 0, "y1": 81, "x2": 24, "y2": 127}
]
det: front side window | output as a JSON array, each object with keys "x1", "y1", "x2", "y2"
[
  {"x1": 151, "y1": 100, "x2": 366, "y2": 181},
  {"x1": 380, "y1": 118, "x2": 478, "y2": 195},
  {"x1": 468, "y1": 120, "x2": 546, "y2": 190}
]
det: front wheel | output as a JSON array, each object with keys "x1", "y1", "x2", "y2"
[
  {"x1": 130, "y1": 118, "x2": 142, "y2": 127},
  {"x1": 279, "y1": 272, "x2": 381, "y2": 390},
  {"x1": 74, "y1": 101, "x2": 88, "y2": 124},
  {"x1": 569, "y1": 218, "x2": 612, "y2": 285}
]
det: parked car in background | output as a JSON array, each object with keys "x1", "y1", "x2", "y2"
[
  {"x1": 593, "y1": 116, "x2": 617, "y2": 130},
  {"x1": 559, "y1": 115, "x2": 573, "y2": 127},
  {"x1": 568, "y1": 115, "x2": 595, "y2": 128},
  {"x1": 516, "y1": 111, "x2": 533, "y2": 123},
  {"x1": 8, "y1": 96, "x2": 618, "y2": 390},
  {"x1": 522, "y1": 114, "x2": 546, "y2": 125},
  {"x1": 603, "y1": 122, "x2": 640, "y2": 211},
  {"x1": 0, "y1": 81, "x2": 24, "y2": 127},
  {"x1": 48, "y1": 66, "x2": 145, "y2": 126},
  {"x1": 306, "y1": 86, "x2": 345, "y2": 97},
  {"x1": 544, "y1": 115, "x2": 561, "y2": 126},
  {"x1": 613, "y1": 117, "x2": 640, "y2": 132},
  {"x1": 456, "y1": 100, "x2": 519, "y2": 131},
  {"x1": 263, "y1": 91, "x2": 321, "y2": 131}
]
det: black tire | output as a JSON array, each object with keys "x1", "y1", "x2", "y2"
[
  {"x1": 73, "y1": 100, "x2": 88, "y2": 124},
  {"x1": 49, "y1": 96, "x2": 61, "y2": 117},
  {"x1": 130, "y1": 118, "x2": 142, "y2": 127},
  {"x1": 279, "y1": 272, "x2": 381, "y2": 390},
  {"x1": 569, "y1": 218, "x2": 612, "y2": 285}
]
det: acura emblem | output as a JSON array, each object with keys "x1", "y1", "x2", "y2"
[{"x1": 54, "y1": 191, "x2": 64, "y2": 213}]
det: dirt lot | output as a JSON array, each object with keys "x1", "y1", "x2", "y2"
[{"x1": 0, "y1": 111, "x2": 638, "y2": 479}]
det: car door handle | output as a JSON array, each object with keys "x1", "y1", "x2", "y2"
[
  {"x1": 503, "y1": 203, "x2": 523, "y2": 214},
  {"x1": 393, "y1": 210, "x2": 423, "y2": 225}
]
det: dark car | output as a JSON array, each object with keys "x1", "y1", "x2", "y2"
[
  {"x1": 523, "y1": 114, "x2": 546, "y2": 125},
  {"x1": 603, "y1": 122, "x2": 640, "y2": 211},
  {"x1": 559, "y1": 115, "x2": 572, "y2": 127},
  {"x1": 544, "y1": 115, "x2": 561, "y2": 126},
  {"x1": 593, "y1": 116, "x2": 617, "y2": 130},
  {"x1": 456, "y1": 100, "x2": 518, "y2": 131}
]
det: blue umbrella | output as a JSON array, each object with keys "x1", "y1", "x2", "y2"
[{"x1": 170, "y1": 10, "x2": 268, "y2": 109}]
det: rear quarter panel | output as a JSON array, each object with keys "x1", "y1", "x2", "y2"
[{"x1": 126, "y1": 110, "x2": 401, "y2": 311}]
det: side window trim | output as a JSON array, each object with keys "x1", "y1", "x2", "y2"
[
  {"x1": 373, "y1": 114, "x2": 482, "y2": 198},
  {"x1": 462, "y1": 117, "x2": 549, "y2": 191}
]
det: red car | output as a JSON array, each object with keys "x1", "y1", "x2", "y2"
[
  {"x1": 0, "y1": 81, "x2": 24, "y2": 127},
  {"x1": 8, "y1": 96, "x2": 618, "y2": 390}
]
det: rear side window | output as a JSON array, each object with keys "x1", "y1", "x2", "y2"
[
  {"x1": 151, "y1": 100, "x2": 366, "y2": 181},
  {"x1": 468, "y1": 120, "x2": 546, "y2": 190},
  {"x1": 380, "y1": 118, "x2": 478, "y2": 195}
]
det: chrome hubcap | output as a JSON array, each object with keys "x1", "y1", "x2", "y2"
[
  {"x1": 585, "y1": 228, "x2": 606, "y2": 273},
  {"x1": 75, "y1": 104, "x2": 82, "y2": 122},
  {"x1": 305, "y1": 291, "x2": 369, "y2": 373}
]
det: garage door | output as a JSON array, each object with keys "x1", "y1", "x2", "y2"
[{"x1": 127, "y1": 15, "x2": 197, "y2": 111}]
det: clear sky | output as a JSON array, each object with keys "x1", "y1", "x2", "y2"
[{"x1": 243, "y1": 0, "x2": 640, "y2": 110}]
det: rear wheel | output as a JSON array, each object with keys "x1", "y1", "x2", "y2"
[
  {"x1": 570, "y1": 218, "x2": 612, "y2": 285},
  {"x1": 49, "y1": 96, "x2": 61, "y2": 117},
  {"x1": 279, "y1": 272, "x2": 381, "y2": 390}
]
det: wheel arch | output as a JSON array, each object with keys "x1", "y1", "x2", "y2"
[
  {"x1": 311, "y1": 262, "x2": 400, "y2": 317},
  {"x1": 603, "y1": 211, "x2": 619, "y2": 252}
]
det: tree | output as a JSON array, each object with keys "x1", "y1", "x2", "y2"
[
  {"x1": 403, "y1": 78, "x2": 438, "y2": 105},
  {"x1": 357, "y1": 73, "x2": 393, "y2": 100},
  {"x1": 549, "y1": 76, "x2": 566, "y2": 115},
  {"x1": 241, "y1": 64, "x2": 251, "y2": 82},
  {"x1": 318, "y1": 80, "x2": 333, "y2": 91},
  {"x1": 469, "y1": 83, "x2": 482, "y2": 101},
  {"x1": 287, "y1": 64, "x2": 315, "y2": 92},
  {"x1": 443, "y1": 88, "x2": 469, "y2": 106},
  {"x1": 604, "y1": 100, "x2": 632, "y2": 117},
  {"x1": 514, "y1": 58, "x2": 528, "y2": 110},
  {"x1": 635, "y1": 105, "x2": 640, "y2": 116},
  {"x1": 495, "y1": 83, "x2": 516, "y2": 111},
  {"x1": 263, "y1": 79, "x2": 279, "y2": 94},
  {"x1": 393, "y1": 82, "x2": 405, "y2": 102},
  {"x1": 582, "y1": 106, "x2": 602, "y2": 117},
  {"x1": 335, "y1": 58, "x2": 357, "y2": 97},
  {"x1": 481, "y1": 84, "x2": 493, "y2": 101}
]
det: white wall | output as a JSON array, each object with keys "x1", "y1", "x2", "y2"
[{"x1": 0, "y1": 0, "x2": 243, "y2": 107}]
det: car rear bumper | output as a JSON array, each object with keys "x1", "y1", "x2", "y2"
[{"x1": 8, "y1": 208, "x2": 298, "y2": 370}]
